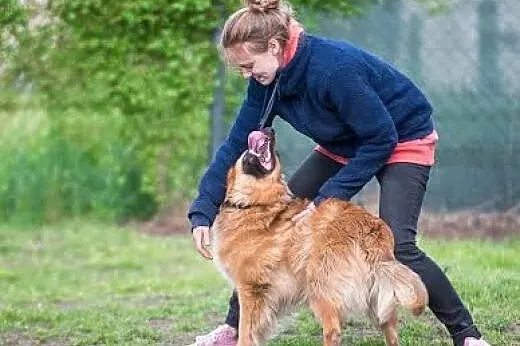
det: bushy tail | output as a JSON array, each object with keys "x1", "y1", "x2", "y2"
[{"x1": 370, "y1": 261, "x2": 428, "y2": 324}]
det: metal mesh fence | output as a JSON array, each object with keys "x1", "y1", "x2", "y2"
[{"x1": 275, "y1": 0, "x2": 520, "y2": 212}]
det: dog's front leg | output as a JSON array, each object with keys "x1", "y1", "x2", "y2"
[
  {"x1": 237, "y1": 287, "x2": 273, "y2": 346},
  {"x1": 237, "y1": 296, "x2": 253, "y2": 346}
]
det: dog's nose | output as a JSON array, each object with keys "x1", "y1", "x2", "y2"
[{"x1": 244, "y1": 152, "x2": 256, "y2": 164}]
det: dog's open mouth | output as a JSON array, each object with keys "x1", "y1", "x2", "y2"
[
  {"x1": 247, "y1": 130, "x2": 273, "y2": 171},
  {"x1": 242, "y1": 128, "x2": 275, "y2": 177}
]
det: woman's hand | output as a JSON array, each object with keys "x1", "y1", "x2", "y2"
[
  {"x1": 192, "y1": 226, "x2": 213, "y2": 260},
  {"x1": 292, "y1": 202, "x2": 316, "y2": 223}
]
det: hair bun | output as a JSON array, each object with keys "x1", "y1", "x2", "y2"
[{"x1": 247, "y1": 0, "x2": 280, "y2": 12}]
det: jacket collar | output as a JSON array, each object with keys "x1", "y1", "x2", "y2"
[{"x1": 277, "y1": 33, "x2": 311, "y2": 97}]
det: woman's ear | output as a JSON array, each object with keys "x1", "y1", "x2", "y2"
[{"x1": 268, "y1": 38, "x2": 281, "y2": 56}]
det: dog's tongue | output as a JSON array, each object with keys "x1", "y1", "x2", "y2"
[{"x1": 248, "y1": 131, "x2": 265, "y2": 151}]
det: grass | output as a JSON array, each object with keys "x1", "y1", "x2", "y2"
[{"x1": 0, "y1": 222, "x2": 519, "y2": 345}]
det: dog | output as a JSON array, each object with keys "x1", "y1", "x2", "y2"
[{"x1": 211, "y1": 128, "x2": 428, "y2": 346}]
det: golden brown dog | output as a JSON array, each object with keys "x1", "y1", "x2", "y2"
[{"x1": 212, "y1": 128, "x2": 428, "y2": 346}]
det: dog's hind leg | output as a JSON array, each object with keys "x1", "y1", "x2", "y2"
[
  {"x1": 380, "y1": 309, "x2": 399, "y2": 346},
  {"x1": 309, "y1": 297, "x2": 341, "y2": 346}
]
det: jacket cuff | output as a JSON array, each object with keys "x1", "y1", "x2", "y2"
[
  {"x1": 314, "y1": 193, "x2": 353, "y2": 206},
  {"x1": 313, "y1": 195, "x2": 327, "y2": 206},
  {"x1": 189, "y1": 213, "x2": 211, "y2": 232}
]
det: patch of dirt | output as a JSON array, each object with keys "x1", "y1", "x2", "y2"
[
  {"x1": 419, "y1": 209, "x2": 520, "y2": 239},
  {"x1": 135, "y1": 199, "x2": 520, "y2": 240},
  {"x1": 52, "y1": 294, "x2": 174, "y2": 311},
  {"x1": 359, "y1": 192, "x2": 520, "y2": 240},
  {"x1": 148, "y1": 318, "x2": 173, "y2": 333},
  {"x1": 168, "y1": 311, "x2": 225, "y2": 346},
  {"x1": 130, "y1": 294, "x2": 172, "y2": 307},
  {"x1": 167, "y1": 333, "x2": 197, "y2": 346},
  {"x1": 135, "y1": 203, "x2": 191, "y2": 236},
  {"x1": 0, "y1": 333, "x2": 67, "y2": 346},
  {"x1": 508, "y1": 322, "x2": 520, "y2": 334}
]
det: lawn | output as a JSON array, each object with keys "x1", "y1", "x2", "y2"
[{"x1": 0, "y1": 222, "x2": 519, "y2": 345}]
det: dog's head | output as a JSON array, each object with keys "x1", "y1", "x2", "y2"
[
  {"x1": 242, "y1": 127, "x2": 277, "y2": 178},
  {"x1": 224, "y1": 128, "x2": 290, "y2": 206}
]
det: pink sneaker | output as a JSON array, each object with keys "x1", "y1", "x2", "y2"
[
  {"x1": 464, "y1": 337, "x2": 491, "y2": 346},
  {"x1": 189, "y1": 324, "x2": 238, "y2": 346}
]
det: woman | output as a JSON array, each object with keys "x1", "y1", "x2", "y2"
[{"x1": 188, "y1": 1, "x2": 489, "y2": 345}]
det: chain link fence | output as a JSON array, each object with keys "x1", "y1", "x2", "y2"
[{"x1": 275, "y1": 0, "x2": 520, "y2": 216}]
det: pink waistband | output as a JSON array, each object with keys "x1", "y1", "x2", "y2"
[{"x1": 315, "y1": 130, "x2": 439, "y2": 166}]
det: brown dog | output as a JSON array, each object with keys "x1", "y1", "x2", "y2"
[{"x1": 212, "y1": 128, "x2": 428, "y2": 346}]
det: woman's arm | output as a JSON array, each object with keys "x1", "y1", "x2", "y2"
[{"x1": 188, "y1": 80, "x2": 266, "y2": 229}]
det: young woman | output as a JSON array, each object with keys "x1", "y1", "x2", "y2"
[{"x1": 188, "y1": 1, "x2": 489, "y2": 345}]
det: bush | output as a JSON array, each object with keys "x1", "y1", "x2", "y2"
[{"x1": 0, "y1": 110, "x2": 157, "y2": 224}]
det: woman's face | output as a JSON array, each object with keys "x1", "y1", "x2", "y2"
[{"x1": 227, "y1": 39, "x2": 282, "y2": 86}]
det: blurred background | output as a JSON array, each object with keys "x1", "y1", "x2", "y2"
[
  {"x1": 1, "y1": 0, "x2": 519, "y2": 345},
  {"x1": 1, "y1": 0, "x2": 519, "y2": 234},
  {"x1": 275, "y1": 0, "x2": 520, "y2": 238}
]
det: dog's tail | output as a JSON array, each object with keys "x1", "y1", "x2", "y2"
[{"x1": 370, "y1": 261, "x2": 428, "y2": 323}]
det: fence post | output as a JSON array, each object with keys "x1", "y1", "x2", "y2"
[
  {"x1": 209, "y1": 4, "x2": 227, "y2": 161},
  {"x1": 408, "y1": 14, "x2": 423, "y2": 83},
  {"x1": 382, "y1": 0, "x2": 402, "y2": 62},
  {"x1": 209, "y1": 53, "x2": 226, "y2": 161},
  {"x1": 478, "y1": 0, "x2": 500, "y2": 93},
  {"x1": 478, "y1": 0, "x2": 512, "y2": 208}
]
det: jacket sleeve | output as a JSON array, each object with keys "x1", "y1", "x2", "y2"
[
  {"x1": 188, "y1": 80, "x2": 265, "y2": 229},
  {"x1": 314, "y1": 66, "x2": 398, "y2": 205}
]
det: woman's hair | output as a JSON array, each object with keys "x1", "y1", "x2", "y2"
[{"x1": 219, "y1": 0, "x2": 296, "y2": 56}]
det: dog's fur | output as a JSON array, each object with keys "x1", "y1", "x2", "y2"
[{"x1": 211, "y1": 130, "x2": 428, "y2": 346}]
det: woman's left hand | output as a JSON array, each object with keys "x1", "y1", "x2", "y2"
[{"x1": 292, "y1": 202, "x2": 316, "y2": 223}]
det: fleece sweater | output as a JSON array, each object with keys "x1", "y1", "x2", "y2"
[{"x1": 188, "y1": 33, "x2": 434, "y2": 229}]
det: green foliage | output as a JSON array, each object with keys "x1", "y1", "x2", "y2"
[
  {"x1": 0, "y1": 0, "x2": 27, "y2": 76},
  {"x1": 0, "y1": 0, "x2": 27, "y2": 31},
  {"x1": 0, "y1": 110, "x2": 158, "y2": 224},
  {"x1": 1, "y1": 0, "x2": 379, "y2": 222}
]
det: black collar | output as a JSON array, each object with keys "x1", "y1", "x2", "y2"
[
  {"x1": 221, "y1": 195, "x2": 296, "y2": 210},
  {"x1": 221, "y1": 200, "x2": 254, "y2": 209}
]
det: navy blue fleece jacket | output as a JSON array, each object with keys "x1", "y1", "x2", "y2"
[{"x1": 188, "y1": 34, "x2": 433, "y2": 229}]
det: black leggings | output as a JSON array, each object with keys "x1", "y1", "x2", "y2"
[{"x1": 224, "y1": 150, "x2": 481, "y2": 346}]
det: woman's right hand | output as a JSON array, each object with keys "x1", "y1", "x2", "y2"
[{"x1": 192, "y1": 226, "x2": 213, "y2": 260}]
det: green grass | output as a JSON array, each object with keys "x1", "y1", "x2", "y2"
[{"x1": 0, "y1": 222, "x2": 519, "y2": 345}]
